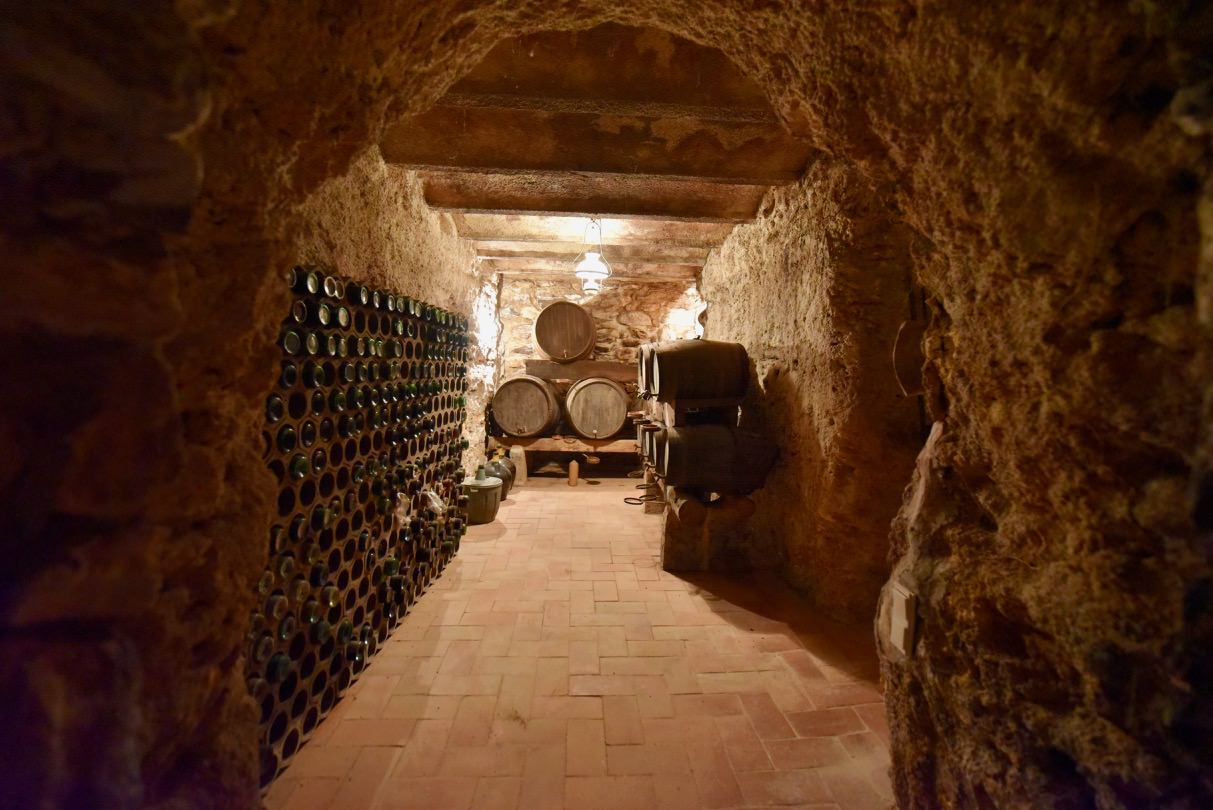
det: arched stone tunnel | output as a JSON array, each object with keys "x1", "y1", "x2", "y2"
[{"x1": 2, "y1": 2, "x2": 1211, "y2": 808}]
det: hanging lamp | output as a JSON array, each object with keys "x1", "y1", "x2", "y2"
[{"x1": 573, "y1": 218, "x2": 611, "y2": 291}]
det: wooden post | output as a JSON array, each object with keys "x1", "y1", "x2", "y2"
[
  {"x1": 665, "y1": 486, "x2": 707, "y2": 527},
  {"x1": 568, "y1": 459, "x2": 579, "y2": 486},
  {"x1": 659, "y1": 491, "x2": 757, "y2": 574}
]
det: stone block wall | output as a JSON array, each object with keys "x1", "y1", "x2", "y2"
[{"x1": 495, "y1": 275, "x2": 702, "y2": 380}]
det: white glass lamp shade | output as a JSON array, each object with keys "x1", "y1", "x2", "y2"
[{"x1": 574, "y1": 250, "x2": 611, "y2": 281}]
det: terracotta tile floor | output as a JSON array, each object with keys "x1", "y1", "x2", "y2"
[{"x1": 266, "y1": 478, "x2": 893, "y2": 810}]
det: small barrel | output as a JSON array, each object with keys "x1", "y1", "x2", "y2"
[
  {"x1": 565, "y1": 377, "x2": 629, "y2": 439},
  {"x1": 491, "y1": 375, "x2": 560, "y2": 437},
  {"x1": 534, "y1": 301, "x2": 596, "y2": 363},
  {"x1": 660, "y1": 425, "x2": 776, "y2": 493},
  {"x1": 651, "y1": 340, "x2": 749, "y2": 402}
]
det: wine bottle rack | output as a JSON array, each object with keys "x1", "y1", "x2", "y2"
[{"x1": 248, "y1": 265, "x2": 472, "y2": 787}]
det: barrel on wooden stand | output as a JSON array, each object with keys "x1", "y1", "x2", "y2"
[
  {"x1": 491, "y1": 375, "x2": 560, "y2": 437},
  {"x1": 564, "y1": 377, "x2": 629, "y2": 439},
  {"x1": 641, "y1": 422, "x2": 668, "y2": 464},
  {"x1": 660, "y1": 425, "x2": 776, "y2": 493},
  {"x1": 651, "y1": 340, "x2": 748, "y2": 402},
  {"x1": 534, "y1": 301, "x2": 596, "y2": 363}
]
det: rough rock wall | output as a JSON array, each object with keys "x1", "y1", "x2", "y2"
[
  {"x1": 4, "y1": 2, "x2": 1210, "y2": 809},
  {"x1": 701, "y1": 162, "x2": 922, "y2": 620},
  {"x1": 496, "y1": 276, "x2": 701, "y2": 379},
  {"x1": 291, "y1": 150, "x2": 489, "y2": 465}
]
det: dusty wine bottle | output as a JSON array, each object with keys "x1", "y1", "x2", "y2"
[
  {"x1": 266, "y1": 394, "x2": 285, "y2": 423},
  {"x1": 266, "y1": 652, "x2": 292, "y2": 683},
  {"x1": 276, "y1": 425, "x2": 297, "y2": 453},
  {"x1": 281, "y1": 330, "x2": 303, "y2": 356},
  {"x1": 289, "y1": 453, "x2": 310, "y2": 480}
]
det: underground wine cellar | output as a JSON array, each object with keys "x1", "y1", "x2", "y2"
[{"x1": 3, "y1": 4, "x2": 1212, "y2": 810}]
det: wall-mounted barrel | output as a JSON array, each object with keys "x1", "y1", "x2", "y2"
[
  {"x1": 565, "y1": 377, "x2": 629, "y2": 439},
  {"x1": 534, "y1": 301, "x2": 595, "y2": 363},
  {"x1": 660, "y1": 425, "x2": 776, "y2": 493},
  {"x1": 651, "y1": 340, "x2": 748, "y2": 402},
  {"x1": 491, "y1": 375, "x2": 560, "y2": 437}
]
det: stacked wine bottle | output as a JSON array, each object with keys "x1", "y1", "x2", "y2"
[{"x1": 249, "y1": 265, "x2": 472, "y2": 787}]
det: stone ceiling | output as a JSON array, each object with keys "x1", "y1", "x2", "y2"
[{"x1": 380, "y1": 24, "x2": 815, "y2": 284}]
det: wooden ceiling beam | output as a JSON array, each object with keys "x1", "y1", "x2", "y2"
[
  {"x1": 418, "y1": 169, "x2": 767, "y2": 222},
  {"x1": 381, "y1": 105, "x2": 811, "y2": 184}
]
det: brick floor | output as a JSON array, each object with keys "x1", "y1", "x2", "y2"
[{"x1": 265, "y1": 478, "x2": 893, "y2": 810}]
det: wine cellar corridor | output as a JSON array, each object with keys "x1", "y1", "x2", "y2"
[
  {"x1": 5, "y1": 3, "x2": 1213, "y2": 810},
  {"x1": 264, "y1": 480, "x2": 891, "y2": 810}
]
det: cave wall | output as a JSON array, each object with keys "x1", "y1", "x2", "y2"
[
  {"x1": 3, "y1": 2, "x2": 1210, "y2": 809},
  {"x1": 700, "y1": 162, "x2": 922, "y2": 620},
  {"x1": 495, "y1": 276, "x2": 701, "y2": 380}
]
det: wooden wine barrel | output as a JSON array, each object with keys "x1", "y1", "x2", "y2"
[
  {"x1": 534, "y1": 301, "x2": 595, "y2": 363},
  {"x1": 565, "y1": 377, "x2": 629, "y2": 439},
  {"x1": 641, "y1": 423, "x2": 667, "y2": 463},
  {"x1": 660, "y1": 425, "x2": 776, "y2": 493},
  {"x1": 651, "y1": 340, "x2": 749, "y2": 402},
  {"x1": 637, "y1": 344, "x2": 658, "y2": 396},
  {"x1": 491, "y1": 375, "x2": 560, "y2": 437}
]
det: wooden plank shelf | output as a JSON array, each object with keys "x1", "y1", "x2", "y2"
[
  {"x1": 488, "y1": 436, "x2": 638, "y2": 454},
  {"x1": 524, "y1": 358, "x2": 637, "y2": 384}
]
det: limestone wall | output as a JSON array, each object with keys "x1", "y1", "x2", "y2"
[
  {"x1": 700, "y1": 162, "x2": 923, "y2": 620},
  {"x1": 495, "y1": 276, "x2": 701, "y2": 380}
]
